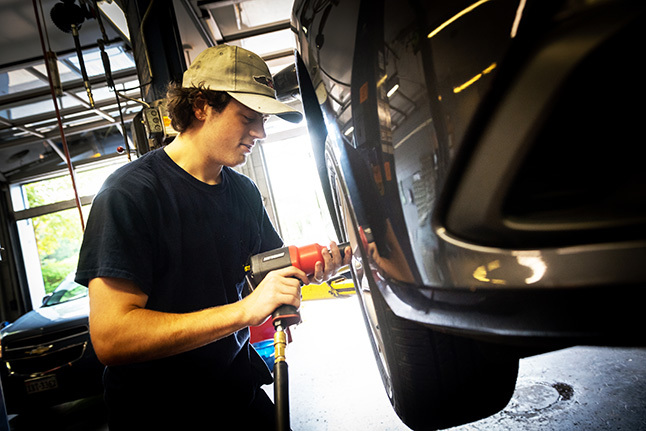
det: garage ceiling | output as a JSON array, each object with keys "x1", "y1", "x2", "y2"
[{"x1": 0, "y1": 0, "x2": 297, "y2": 183}]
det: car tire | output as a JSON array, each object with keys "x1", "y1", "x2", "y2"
[
  {"x1": 354, "y1": 267, "x2": 519, "y2": 430},
  {"x1": 327, "y1": 146, "x2": 519, "y2": 429}
]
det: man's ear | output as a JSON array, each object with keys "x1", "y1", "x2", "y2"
[{"x1": 192, "y1": 95, "x2": 208, "y2": 121}]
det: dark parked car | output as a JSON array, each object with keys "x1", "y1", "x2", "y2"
[
  {"x1": 288, "y1": 0, "x2": 646, "y2": 429},
  {"x1": 0, "y1": 272, "x2": 279, "y2": 415},
  {"x1": 0, "y1": 273, "x2": 103, "y2": 413}
]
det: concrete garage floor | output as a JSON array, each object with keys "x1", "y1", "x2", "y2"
[
  {"x1": 284, "y1": 298, "x2": 646, "y2": 430},
  {"x1": 7, "y1": 296, "x2": 646, "y2": 430}
]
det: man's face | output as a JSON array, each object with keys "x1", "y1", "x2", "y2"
[{"x1": 201, "y1": 98, "x2": 268, "y2": 167}]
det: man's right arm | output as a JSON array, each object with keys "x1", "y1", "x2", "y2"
[{"x1": 88, "y1": 266, "x2": 307, "y2": 367}]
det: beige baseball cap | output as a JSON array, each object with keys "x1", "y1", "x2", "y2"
[{"x1": 182, "y1": 45, "x2": 302, "y2": 123}]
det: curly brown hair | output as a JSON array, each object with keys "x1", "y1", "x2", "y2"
[{"x1": 165, "y1": 82, "x2": 232, "y2": 133}]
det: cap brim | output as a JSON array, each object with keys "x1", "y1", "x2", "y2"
[{"x1": 228, "y1": 92, "x2": 303, "y2": 124}]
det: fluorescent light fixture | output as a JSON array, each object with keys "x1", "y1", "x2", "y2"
[
  {"x1": 387, "y1": 83, "x2": 399, "y2": 98},
  {"x1": 385, "y1": 74, "x2": 400, "y2": 98}
]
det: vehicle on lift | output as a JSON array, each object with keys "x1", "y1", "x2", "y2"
[
  {"x1": 289, "y1": 0, "x2": 646, "y2": 429},
  {"x1": 0, "y1": 273, "x2": 103, "y2": 413}
]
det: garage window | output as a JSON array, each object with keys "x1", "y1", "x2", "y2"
[
  {"x1": 10, "y1": 160, "x2": 127, "y2": 308},
  {"x1": 262, "y1": 134, "x2": 335, "y2": 245}
]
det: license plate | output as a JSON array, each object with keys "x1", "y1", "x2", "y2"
[{"x1": 25, "y1": 375, "x2": 58, "y2": 394}]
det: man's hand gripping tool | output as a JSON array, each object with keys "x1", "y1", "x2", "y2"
[{"x1": 245, "y1": 242, "x2": 348, "y2": 431}]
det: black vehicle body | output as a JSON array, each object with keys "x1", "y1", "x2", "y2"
[
  {"x1": 0, "y1": 275, "x2": 103, "y2": 413},
  {"x1": 289, "y1": 0, "x2": 646, "y2": 429}
]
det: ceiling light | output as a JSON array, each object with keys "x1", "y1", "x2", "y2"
[
  {"x1": 387, "y1": 83, "x2": 399, "y2": 98},
  {"x1": 385, "y1": 74, "x2": 400, "y2": 98}
]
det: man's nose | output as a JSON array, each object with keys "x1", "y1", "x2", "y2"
[{"x1": 251, "y1": 121, "x2": 267, "y2": 141}]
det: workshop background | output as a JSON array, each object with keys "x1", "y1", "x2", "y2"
[{"x1": 0, "y1": 0, "x2": 644, "y2": 430}]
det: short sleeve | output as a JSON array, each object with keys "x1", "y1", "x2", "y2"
[
  {"x1": 258, "y1": 206, "x2": 282, "y2": 252},
  {"x1": 75, "y1": 186, "x2": 157, "y2": 294}
]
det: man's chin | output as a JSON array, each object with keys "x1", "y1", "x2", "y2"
[{"x1": 228, "y1": 155, "x2": 249, "y2": 168}]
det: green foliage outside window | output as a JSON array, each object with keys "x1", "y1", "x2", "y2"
[
  {"x1": 22, "y1": 163, "x2": 123, "y2": 294},
  {"x1": 33, "y1": 209, "x2": 84, "y2": 294}
]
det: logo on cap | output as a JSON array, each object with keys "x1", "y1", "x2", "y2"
[{"x1": 254, "y1": 75, "x2": 274, "y2": 90}]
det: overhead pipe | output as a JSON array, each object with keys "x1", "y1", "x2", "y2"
[{"x1": 32, "y1": 0, "x2": 85, "y2": 231}]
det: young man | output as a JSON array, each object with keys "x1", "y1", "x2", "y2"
[{"x1": 76, "y1": 45, "x2": 350, "y2": 430}]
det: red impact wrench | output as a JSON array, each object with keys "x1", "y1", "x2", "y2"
[{"x1": 245, "y1": 242, "x2": 349, "y2": 431}]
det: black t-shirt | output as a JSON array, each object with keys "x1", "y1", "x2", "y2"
[{"x1": 76, "y1": 148, "x2": 282, "y2": 424}]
